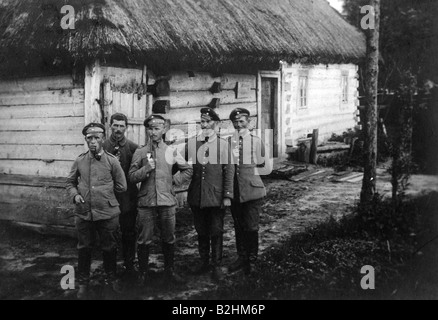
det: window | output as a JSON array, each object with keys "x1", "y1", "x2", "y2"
[
  {"x1": 298, "y1": 75, "x2": 308, "y2": 108},
  {"x1": 341, "y1": 72, "x2": 349, "y2": 103}
]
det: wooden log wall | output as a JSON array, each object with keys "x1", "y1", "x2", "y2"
[
  {"x1": 0, "y1": 76, "x2": 85, "y2": 176},
  {"x1": 282, "y1": 64, "x2": 359, "y2": 147},
  {"x1": 0, "y1": 75, "x2": 84, "y2": 227},
  {"x1": 151, "y1": 71, "x2": 258, "y2": 138}
]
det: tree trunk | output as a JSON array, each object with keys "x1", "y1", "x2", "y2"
[{"x1": 361, "y1": 0, "x2": 380, "y2": 204}]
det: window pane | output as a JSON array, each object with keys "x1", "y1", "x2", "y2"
[{"x1": 299, "y1": 76, "x2": 308, "y2": 108}]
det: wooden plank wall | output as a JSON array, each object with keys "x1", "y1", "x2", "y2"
[
  {"x1": 101, "y1": 66, "x2": 149, "y2": 146},
  {"x1": 0, "y1": 75, "x2": 84, "y2": 227},
  {"x1": 282, "y1": 64, "x2": 359, "y2": 147}
]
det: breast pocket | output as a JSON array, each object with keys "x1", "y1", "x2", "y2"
[{"x1": 97, "y1": 169, "x2": 114, "y2": 185}]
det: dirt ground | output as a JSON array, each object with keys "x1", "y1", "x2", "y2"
[{"x1": 1, "y1": 166, "x2": 437, "y2": 300}]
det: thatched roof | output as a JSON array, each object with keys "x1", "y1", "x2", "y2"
[{"x1": 0, "y1": 0, "x2": 365, "y2": 76}]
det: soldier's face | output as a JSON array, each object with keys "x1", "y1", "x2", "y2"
[
  {"x1": 233, "y1": 116, "x2": 249, "y2": 132},
  {"x1": 200, "y1": 119, "x2": 216, "y2": 136},
  {"x1": 86, "y1": 133, "x2": 104, "y2": 153},
  {"x1": 147, "y1": 125, "x2": 166, "y2": 142},
  {"x1": 111, "y1": 120, "x2": 127, "y2": 139}
]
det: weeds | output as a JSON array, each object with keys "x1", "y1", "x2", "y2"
[{"x1": 196, "y1": 194, "x2": 431, "y2": 300}]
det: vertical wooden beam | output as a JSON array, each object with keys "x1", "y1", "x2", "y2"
[
  {"x1": 102, "y1": 80, "x2": 112, "y2": 135},
  {"x1": 310, "y1": 129, "x2": 319, "y2": 164},
  {"x1": 277, "y1": 69, "x2": 283, "y2": 159},
  {"x1": 84, "y1": 60, "x2": 102, "y2": 125},
  {"x1": 142, "y1": 65, "x2": 147, "y2": 85},
  {"x1": 256, "y1": 72, "x2": 262, "y2": 132}
]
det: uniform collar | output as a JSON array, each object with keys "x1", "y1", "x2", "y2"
[
  {"x1": 88, "y1": 150, "x2": 104, "y2": 160},
  {"x1": 151, "y1": 139, "x2": 165, "y2": 149},
  {"x1": 110, "y1": 134, "x2": 127, "y2": 147},
  {"x1": 233, "y1": 129, "x2": 250, "y2": 140}
]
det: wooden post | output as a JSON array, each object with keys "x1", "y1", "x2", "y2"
[
  {"x1": 361, "y1": 0, "x2": 380, "y2": 204},
  {"x1": 310, "y1": 129, "x2": 319, "y2": 164},
  {"x1": 102, "y1": 80, "x2": 112, "y2": 135},
  {"x1": 84, "y1": 60, "x2": 102, "y2": 125}
]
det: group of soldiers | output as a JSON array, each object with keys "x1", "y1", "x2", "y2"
[{"x1": 66, "y1": 107, "x2": 268, "y2": 299}]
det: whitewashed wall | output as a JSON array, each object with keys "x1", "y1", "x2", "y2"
[{"x1": 282, "y1": 64, "x2": 360, "y2": 147}]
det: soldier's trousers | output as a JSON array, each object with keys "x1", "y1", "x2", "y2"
[
  {"x1": 136, "y1": 206, "x2": 176, "y2": 246},
  {"x1": 191, "y1": 206, "x2": 225, "y2": 266},
  {"x1": 230, "y1": 199, "x2": 262, "y2": 263},
  {"x1": 75, "y1": 216, "x2": 119, "y2": 284},
  {"x1": 119, "y1": 208, "x2": 137, "y2": 269}
]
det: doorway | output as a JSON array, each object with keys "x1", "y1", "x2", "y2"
[{"x1": 260, "y1": 76, "x2": 279, "y2": 158}]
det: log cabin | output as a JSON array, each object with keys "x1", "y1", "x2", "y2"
[{"x1": 0, "y1": 0, "x2": 365, "y2": 233}]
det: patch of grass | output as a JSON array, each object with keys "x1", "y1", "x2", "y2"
[{"x1": 194, "y1": 194, "x2": 436, "y2": 300}]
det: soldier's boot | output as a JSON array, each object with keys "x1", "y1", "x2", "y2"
[
  {"x1": 211, "y1": 235, "x2": 224, "y2": 282},
  {"x1": 77, "y1": 249, "x2": 91, "y2": 300},
  {"x1": 137, "y1": 244, "x2": 150, "y2": 286},
  {"x1": 103, "y1": 249, "x2": 122, "y2": 298},
  {"x1": 163, "y1": 243, "x2": 187, "y2": 285},
  {"x1": 191, "y1": 235, "x2": 211, "y2": 275},
  {"x1": 121, "y1": 231, "x2": 137, "y2": 279},
  {"x1": 228, "y1": 229, "x2": 247, "y2": 273},
  {"x1": 244, "y1": 231, "x2": 259, "y2": 276}
]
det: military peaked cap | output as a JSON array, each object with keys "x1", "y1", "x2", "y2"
[{"x1": 229, "y1": 108, "x2": 250, "y2": 121}]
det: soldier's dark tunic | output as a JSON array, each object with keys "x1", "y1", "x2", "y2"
[
  {"x1": 186, "y1": 134, "x2": 234, "y2": 270},
  {"x1": 103, "y1": 134, "x2": 138, "y2": 270}
]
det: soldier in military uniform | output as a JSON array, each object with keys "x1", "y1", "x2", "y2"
[
  {"x1": 103, "y1": 113, "x2": 139, "y2": 279},
  {"x1": 129, "y1": 115, "x2": 192, "y2": 285},
  {"x1": 227, "y1": 108, "x2": 267, "y2": 275},
  {"x1": 186, "y1": 108, "x2": 234, "y2": 281},
  {"x1": 66, "y1": 123, "x2": 127, "y2": 299}
]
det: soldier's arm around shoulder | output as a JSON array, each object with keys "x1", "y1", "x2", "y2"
[
  {"x1": 173, "y1": 146, "x2": 193, "y2": 186},
  {"x1": 128, "y1": 147, "x2": 153, "y2": 184},
  {"x1": 108, "y1": 152, "x2": 127, "y2": 193},
  {"x1": 253, "y1": 135, "x2": 273, "y2": 176}
]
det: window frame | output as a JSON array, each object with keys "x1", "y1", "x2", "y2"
[{"x1": 298, "y1": 70, "x2": 309, "y2": 109}]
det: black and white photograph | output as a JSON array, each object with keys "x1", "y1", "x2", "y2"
[{"x1": 0, "y1": 0, "x2": 437, "y2": 303}]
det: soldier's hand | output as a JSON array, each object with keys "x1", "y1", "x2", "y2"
[
  {"x1": 148, "y1": 157, "x2": 156, "y2": 170},
  {"x1": 74, "y1": 195, "x2": 85, "y2": 204},
  {"x1": 222, "y1": 198, "x2": 232, "y2": 207}
]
